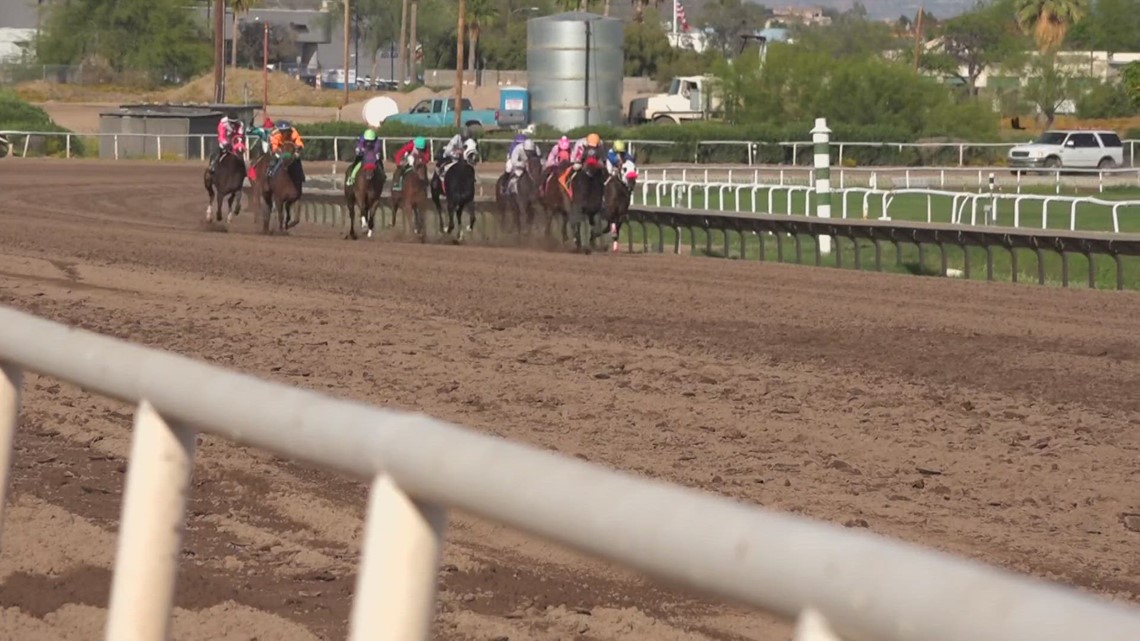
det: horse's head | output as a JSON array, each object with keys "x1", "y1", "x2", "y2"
[
  {"x1": 582, "y1": 155, "x2": 602, "y2": 176},
  {"x1": 620, "y1": 158, "x2": 638, "y2": 190},
  {"x1": 463, "y1": 138, "x2": 480, "y2": 165},
  {"x1": 525, "y1": 154, "x2": 542, "y2": 180},
  {"x1": 279, "y1": 140, "x2": 297, "y2": 157}
]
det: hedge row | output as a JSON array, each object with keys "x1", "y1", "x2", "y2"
[
  {"x1": 294, "y1": 120, "x2": 1013, "y2": 167},
  {"x1": 0, "y1": 89, "x2": 87, "y2": 157}
]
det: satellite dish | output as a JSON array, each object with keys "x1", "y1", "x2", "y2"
[{"x1": 362, "y1": 96, "x2": 399, "y2": 127}]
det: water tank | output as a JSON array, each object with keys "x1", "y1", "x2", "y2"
[{"x1": 526, "y1": 12, "x2": 623, "y2": 131}]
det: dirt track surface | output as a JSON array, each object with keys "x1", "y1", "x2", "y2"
[{"x1": 1, "y1": 159, "x2": 1138, "y2": 640}]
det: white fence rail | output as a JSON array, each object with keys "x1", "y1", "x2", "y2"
[
  {"x1": 639, "y1": 166, "x2": 1140, "y2": 194},
  {"x1": 2, "y1": 305, "x2": 1140, "y2": 641},
  {"x1": 636, "y1": 179, "x2": 1140, "y2": 234},
  {"x1": 2, "y1": 128, "x2": 1138, "y2": 168}
]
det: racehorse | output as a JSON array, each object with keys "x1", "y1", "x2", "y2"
[
  {"x1": 203, "y1": 137, "x2": 247, "y2": 225},
  {"x1": 430, "y1": 156, "x2": 477, "y2": 241},
  {"x1": 565, "y1": 156, "x2": 608, "y2": 252},
  {"x1": 344, "y1": 157, "x2": 387, "y2": 240},
  {"x1": 390, "y1": 154, "x2": 431, "y2": 241},
  {"x1": 602, "y1": 158, "x2": 639, "y2": 248},
  {"x1": 496, "y1": 153, "x2": 544, "y2": 236},
  {"x1": 258, "y1": 140, "x2": 303, "y2": 234}
]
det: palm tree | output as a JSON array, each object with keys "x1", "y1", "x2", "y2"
[
  {"x1": 230, "y1": 0, "x2": 258, "y2": 69},
  {"x1": 1014, "y1": 0, "x2": 1089, "y2": 52},
  {"x1": 466, "y1": 0, "x2": 498, "y2": 78}
]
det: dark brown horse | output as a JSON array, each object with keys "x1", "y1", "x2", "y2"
[
  {"x1": 344, "y1": 158, "x2": 387, "y2": 240},
  {"x1": 496, "y1": 153, "x2": 544, "y2": 236},
  {"x1": 539, "y1": 161, "x2": 574, "y2": 243},
  {"x1": 258, "y1": 141, "x2": 303, "y2": 234},
  {"x1": 390, "y1": 154, "x2": 430, "y2": 241},
  {"x1": 602, "y1": 158, "x2": 638, "y2": 249},
  {"x1": 203, "y1": 138, "x2": 247, "y2": 226},
  {"x1": 430, "y1": 156, "x2": 477, "y2": 242}
]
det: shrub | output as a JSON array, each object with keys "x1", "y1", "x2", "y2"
[
  {"x1": 0, "y1": 89, "x2": 85, "y2": 157},
  {"x1": 1077, "y1": 82, "x2": 1136, "y2": 119}
]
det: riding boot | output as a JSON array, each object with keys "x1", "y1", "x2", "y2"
[{"x1": 268, "y1": 156, "x2": 281, "y2": 178}]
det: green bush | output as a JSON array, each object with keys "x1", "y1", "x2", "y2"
[
  {"x1": 1077, "y1": 82, "x2": 1136, "y2": 119},
  {"x1": 0, "y1": 89, "x2": 86, "y2": 157}
]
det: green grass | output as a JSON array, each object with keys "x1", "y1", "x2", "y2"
[{"x1": 633, "y1": 185, "x2": 1140, "y2": 235}]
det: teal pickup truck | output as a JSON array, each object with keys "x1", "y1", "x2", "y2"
[{"x1": 384, "y1": 97, "x2": 500, "y2": 134}]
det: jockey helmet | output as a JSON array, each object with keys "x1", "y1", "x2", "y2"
[
  {"x1": 276, "y1": 121, "x2": 291, "y2": 131},
  {"x1": 557, "y1": 136, "x2": 570, "y2": 151},
  {"x1": 263, "y1": 117, "x2": 274, "y2": 128},
  {"x1": 586, "y1": 133, "x2": 601, "y2": 147},
  {"x1": 413, "y1": 136, "x2": 426, "y2": 150},
  {"x1": 363, "y1": 129, "x2": 378, "y2": 141},
  {"x1": 613, "y1": 140, "x2": 626, "y2": 153},
  {"x1": 226, "y1": 111, "x2": 238, "y2": 121},
  {"x1": 522, "y1": 139, "x2": 535, "y2": 152}
]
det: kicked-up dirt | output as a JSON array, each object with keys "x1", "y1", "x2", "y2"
[{"x1": 0, "y1": 159, "x2": 1138, "y2": 640}]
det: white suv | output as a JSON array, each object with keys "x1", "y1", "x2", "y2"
[{"x1": 1007, "y1": 129, "x2": 1124, "y2": 172}]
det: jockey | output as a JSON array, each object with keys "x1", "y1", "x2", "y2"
[
  {"x1": 504, "y1": 138, "x2": 537, "y2": 194},
  {"x1": 208, "y1": 111, "x2": 245, "y2": 172},
  {"x1": 544, "y1": 136, "x2": 572, "y2": 169},
  {"x1": 506, "y1": 132, "x2": 528, "y2": 157},
  {"x1": 559, "y1": 132, "x2": 602, "y2": 192},
  {"x1": 435, "y1": 125, "x2": 470, "y2": 180},
  {"x1": 346, "y1": 128, "x2": 384, "y2": 187},
  {"x1": 268, "y1": 120, "x2": 305, "y2": 180},
  {"x1": 606, "y1": 140, "x2": 634, "y2": 175},
  {"x1": 248, "y1": 116, "x2": 274, "y2": 155},
  {"x1": 393, "y1": 136, "x2": 430, "y2": 191}
]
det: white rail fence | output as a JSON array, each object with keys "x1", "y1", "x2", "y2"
[
  {"x1": 2, "y1": 306, "x2": 1140, "y2": 640},
  {"x1": 3, "y1": 307, "x2": 1140, "y2": 641},
  {"x1": 639, "y1": 166, "x2": 1140, "y2": 194},
  {"x1": 2, "y1": 128, "x2": 1138, "y2": 168},
  {"x1": 636, "y1": 179, "x2": 1140, "y2": 234}
]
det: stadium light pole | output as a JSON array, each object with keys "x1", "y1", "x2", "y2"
[
  {"x1": 343, "y1": 0, "x2": 351, "y2": 107},
  {"x1": 455, "y1": 0, "x2": 465, "y2": 129}
]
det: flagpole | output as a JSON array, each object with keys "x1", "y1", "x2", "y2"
[{"x1": 672, "y1": 0, "x2": 678, "y2": 37}]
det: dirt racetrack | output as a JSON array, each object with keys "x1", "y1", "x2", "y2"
[{"x1": 0, "y1": 159, "x2": 1138, "y2": 640}]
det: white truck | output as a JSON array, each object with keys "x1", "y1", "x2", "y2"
[{"x1": 627, "y1": 75, "x2": 722, "y2": 125}]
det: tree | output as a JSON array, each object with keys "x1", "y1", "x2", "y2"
[
  {"x1": 631, "y1": 0, "x2": 662, "y2": 23},
  {"x1": 1123, "y1": 62, "x2": 1140, "y2": 109},
  {"x1": 36, "y1": 0, "x2": 211, "y2": 83},
  {"x1": 230, "y1": 0, "x2": 258, "y2": 70},
  {"x1": 623, "y1": 11, "x2": 674, "y2": 76},
  {"x1": 699, "y1": 0, "x2": 768, "y2": 57},
  {"x1": 1022, "y1": 53, "x2": 1076, "y2": 127},
  {"x1": 922, "y1": 0, "x2": 1024, "y2": 96},
  {"x1": 1014, "y1": 0, "x2": 1089, "y2": 52},
  {"x1": 235, "y1": 21, "x2": 298, "y2": 67},
  {"x1": 466, "y1": 0, "x2": 498, "y2": 75},
  {"x1": 1065, "y1": 0, "x2": 1140, "y2": 52}
]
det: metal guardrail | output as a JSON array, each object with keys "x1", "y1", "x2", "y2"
[
  {"x1": 2, "y1": 128, "x2": 1138, "y2": 168},
  {"x1": 620, "y1": 206, "x2": 1140, "y2": 289},
  {"x1": 1, "y1": 306, "x2": 1139, "y2": 641}
]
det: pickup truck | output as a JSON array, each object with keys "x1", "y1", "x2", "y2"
[{"x1": 384, "y1": 97, "x2": 499, "y2": 134}]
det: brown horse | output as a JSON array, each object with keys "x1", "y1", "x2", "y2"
[
  {"x1": 389, "y1": 154, "x2": 430, "y2": 241},
  {"x1": 496, "y1": 153, "x2": 544, "y2": 236},
  {"x1": 258, "y1": 141, "x2": 303, "y2": 234},
  {"x1": 344, "y1": 157, "x2": 387, "y2": 240},
  {"x1": 539, "y1": 161, "x2": 574, "y2": 243},
  {"x1": 203, "y1": 137, "x2": 247, "y2": 226}
]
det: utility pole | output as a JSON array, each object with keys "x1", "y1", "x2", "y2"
[
  {"x1": 455, "y1": 0, "x2": 465, "y2": 129},
  {"x1": 343, "y1": 0, "x2": 351, "y2": 107},
  {"x1": 213, "y1": 0, "x2": 226, "y2": 103}
]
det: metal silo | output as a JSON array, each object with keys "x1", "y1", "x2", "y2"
[{"x1": 526, "y1": 11, "x2": 624, "y2": 131}]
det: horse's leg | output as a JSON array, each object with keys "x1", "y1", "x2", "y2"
[
  {"x1": 205, "y1": 178, "x2": 216, "y2": 222},
  {"x1": 346, "y1": 194, "x2": 358, "y2": 240},
  {"x1": 231, "y1": 185, "x2": 243, "y2": 221}
]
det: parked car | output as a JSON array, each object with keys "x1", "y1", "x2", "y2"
[
  {"x1": 383, "y1": 97, "x2": 499, "y2": 134},
  {"x1": 1007, "y1": 129, "x2": 1124, "y2": 173}
]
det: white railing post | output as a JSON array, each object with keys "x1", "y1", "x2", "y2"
[
  {"x1": 104, "y1": 400, "x2": 196, "y2": 641},
  {"x1": 348, "y1": 474, "x2": 447, "y2": 641},
  {"x1": 0, "y1": 363, "x2": 22, "y2": 546}
]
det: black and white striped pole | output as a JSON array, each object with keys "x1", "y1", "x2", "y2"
[{"x1": 811, "y1": 117, "x2": 832, "y2": 254}]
